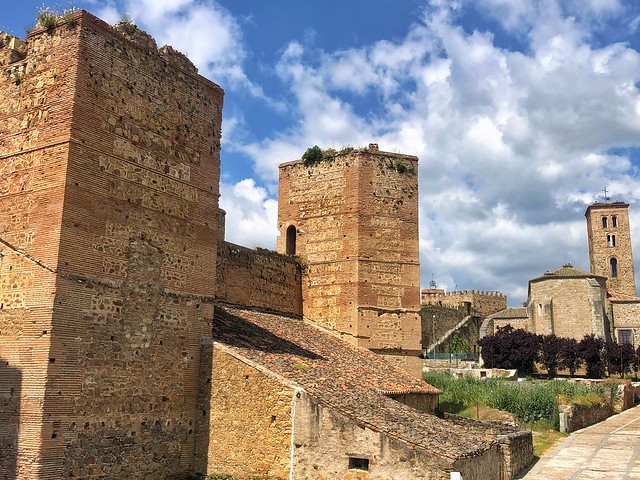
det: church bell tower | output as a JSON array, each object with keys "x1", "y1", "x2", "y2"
[{"x1": 585, "y1": 198, "x2": 637, "y2": 298}]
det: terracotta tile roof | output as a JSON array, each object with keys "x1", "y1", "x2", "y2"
[
  {"x1": 489, "y1": 307, "x2": 528, "y2": 319},
  {"x1": 212, "y1": 304, "x2": 514, "y2": 460},
  {"x1": 609, "y1": 290, "x2": 640, "y2": 302},
  {"x1": 530, "y1": 263, "x2": 605, "y2": 282}
]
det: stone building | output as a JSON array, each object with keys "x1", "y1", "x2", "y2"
[
  {"x1": 483, "y1": 200, "x2": 640, "y2": 346},
  {"x1": 526, "y1": 264, "x2": 608, "y2": 339},
  {"x1": 0, "y1": 10, "x2": 532, "y2": 479}
]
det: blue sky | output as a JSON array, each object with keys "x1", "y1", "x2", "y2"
[{"x1": 4, "y1": 1, "x2": 640, "y2": 305}]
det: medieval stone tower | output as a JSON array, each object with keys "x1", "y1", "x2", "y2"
[
  {"x1": 277, "y1": 144, "x2": 422, "y2": 373},
  {"x1": 0, "y1": 12, "x2": 222, "y2": 478},
  {"x1": 585, "y1": 201, "x2": 637, "y2": 298}
]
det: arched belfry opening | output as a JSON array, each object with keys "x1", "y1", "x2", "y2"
[{"x1": 286, "y1": 225, "x2": 297, "y2": 256}]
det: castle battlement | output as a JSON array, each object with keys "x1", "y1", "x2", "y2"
[
  {"x1": 443, "y1": 290, "x2": 506, "y2": 298},
  {"x1": 421, "y1": 288, "x2": 507, "y2": 317}
]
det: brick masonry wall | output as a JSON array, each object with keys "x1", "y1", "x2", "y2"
[
  {"x1": 216, "y1": 241, "x2": 302, "y2": 315},
  {"x1": 277, "y1": 147, "x2": 422, "y2": 362},
  {"x1": 1, "y1": 18, "x2": 81, "y2": 480},
  {"x1": 1, "y1": 11, "x2": 222, "y2": 478}
]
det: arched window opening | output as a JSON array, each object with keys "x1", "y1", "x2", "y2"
[
  {"x1": 612, "y1": 216, "x2": 618, "y2": 227},
  {"x1": 610, "y1": 257, "x2": 618, "y2": 278},
  {"x1": 607, "y1": 234, "x2": 616, "y2": 247},
  {"x1": 286, "y1": 225, "x2": 297, "y2": 256},
  {"x1": 602, "y1": 217, "x2": 608, "y2": 228}
]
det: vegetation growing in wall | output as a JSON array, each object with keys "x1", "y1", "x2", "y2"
[
  {"x1": 118, "y1": 11, "x2": 134, "y2": 25},
  {"x1": 373, "y1": 155, "x2": 416, "y2": 175},
  {"x1": 301, "y1": 145, "x2": 324, "y2": 166},
  {"x1": 301, "y1": 145, "x2": 347, "y2": 166},
  {"x1": 300, "y1": 145, "x2": 416, "y2": 174},
  {"x1": 293, "y1": 255, "x2": 308, "y2": 273},
  {"x1": 37, "y1": 7, "x2": 58, "y2": 29},
  {"x1": 36, "y1": 6, "x2": 78, "y2": 30}
]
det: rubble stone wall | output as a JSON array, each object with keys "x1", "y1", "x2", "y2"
[
  {"x1": 216, "y1": 241, "x2": 302, "y2": 315},
  {"x1": 204, "y1": 347, "x2": 292, "y2": 479},
  {"x1": 292, "y1": 392, "x2": 502, "y2": 480}
]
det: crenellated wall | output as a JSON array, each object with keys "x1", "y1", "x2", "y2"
[{"x1": 421, "y1": 289, "x2": 507, "y2": 318}]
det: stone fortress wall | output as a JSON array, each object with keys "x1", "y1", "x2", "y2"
[
  {"x1": 422, "y1": 288, "x2": 507, "y2": 318},
  {"x1": 0, "y1": 11, "x2": 224, "y2": 478},
  {"x1": 0, "y1": 10, "x2": 533, "y2": 480},
  {"x1": 421, "y1": 289, "x2": 506, "y2": 355},
  {"x1": 216, "y1": 241, "x2": 302, "y2": 315}
]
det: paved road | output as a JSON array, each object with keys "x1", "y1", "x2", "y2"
[{"x1": 519, "y1": 404, "x2": 640, "y2": 479}]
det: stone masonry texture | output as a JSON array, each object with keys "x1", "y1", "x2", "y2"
[
  {"x1": 0, "y1": 11, "x2": 222, "y2": 478},
  {"x1": 1, "y1": 10, "x2": 536, "y2": 480},
  {"x1": 208, "y1": 304, "x2": 527, "y2": 480},
  {"x1": 586, "y1": 202, "x2": 637, "y2": 298},
  {"x1": 277, "y1": 147, "x2": 422, "y2": 371},
  {"x1": 528, "y1": 266, "x2": 608, "y2": 340},
  {"x1": 216, "y1": 241, "x2": 302, "y2": 315},
  {"x1": 421, "y1": 289, "x2": 507, "y2": 318}
]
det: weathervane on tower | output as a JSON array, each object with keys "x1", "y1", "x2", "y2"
[{"x1": 602, "y1": 186, "x2": 611, "y2": 202}]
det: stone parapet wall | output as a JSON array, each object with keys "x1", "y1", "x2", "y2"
[
  {"x1": 422, "y1": 289, "x2": 507, "y2": 317},
  {"x1": 216, "y1": 241, "x2": 302, "y2": 315},
  {"x1": 559, "y1": 400, "x2": 613, "y2": 433},
  {"x1": 443, "y1": 414, "x2": 533, "y2": 479}
]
